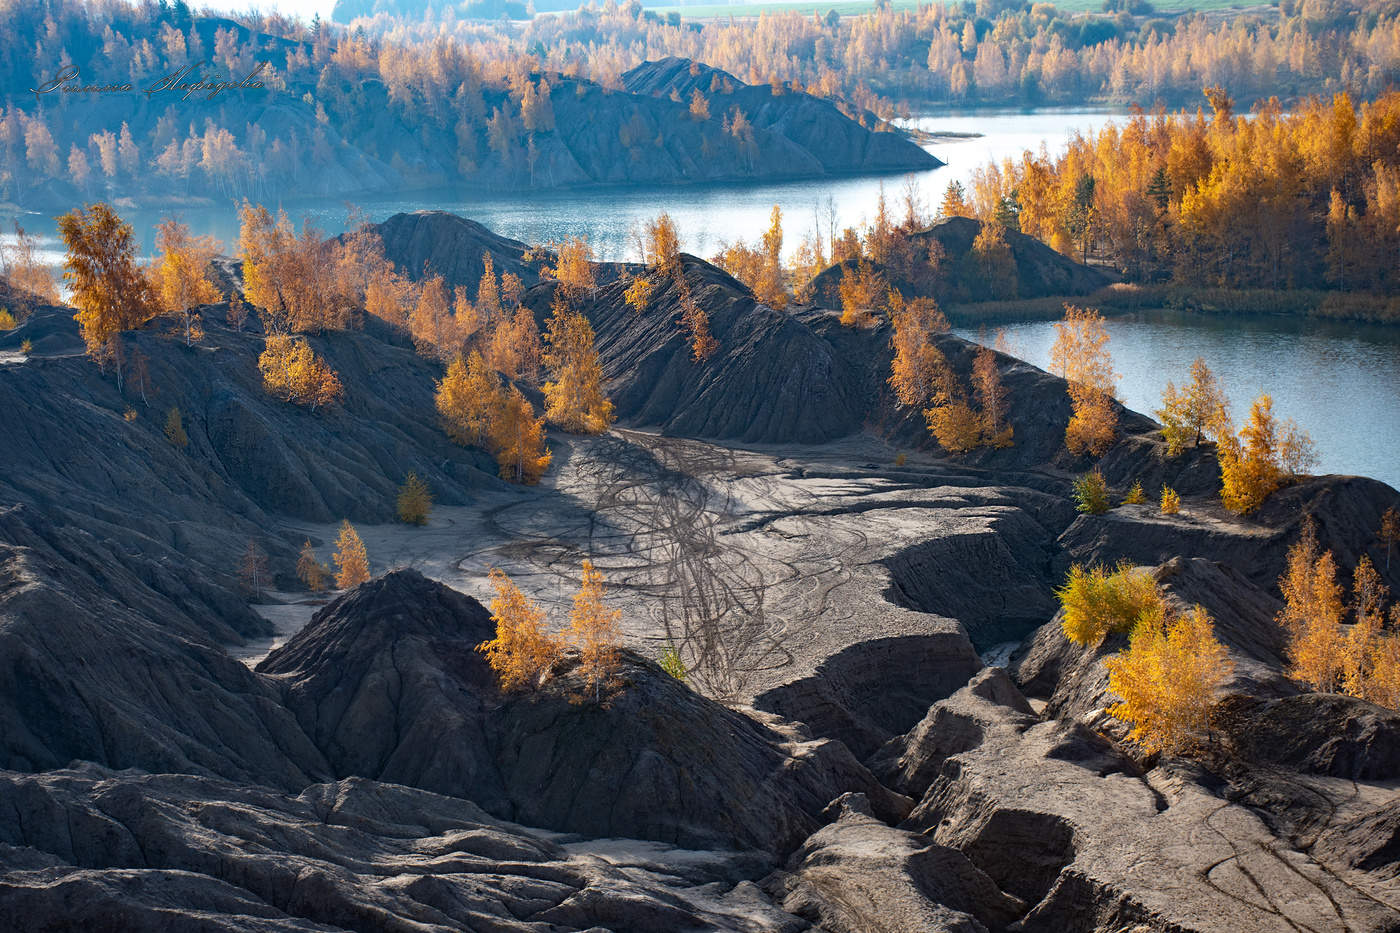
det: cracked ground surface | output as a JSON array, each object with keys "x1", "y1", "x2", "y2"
[{"x1": 255, "y1": 428, "x2": 1057, "y2": 712}]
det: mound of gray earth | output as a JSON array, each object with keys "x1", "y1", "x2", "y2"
[
  {"x1": 259, "y1": 569, "x2": 910, "y2": 851},
  {"x1": 0, "y1": 766, "x2": 802, "y2": 933},
  {"x1": 364, "y1": 211, "x2": 537, "y2": 294},
  {"x1": 623, "y1": 58, "x2": 942, "y2": 175},
  {"x1": 805, "y1": 216, "x2": 1115, "y2": 308}
]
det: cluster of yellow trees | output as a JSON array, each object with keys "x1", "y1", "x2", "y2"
[
  {"x1": 47, "y1": 198, "x2": 623, "y2": 488},
  {"x1": 886, "y1": 295, "x2": 1012, "y2": 454},
  {"x1": 1278, "y1": 517, "x2": 1400, "y2": 707},
  {"x1": 968, "y1": 90, "x2": 1400, "y2": 293},
  {"x1": 1154, "y1": 355, "x2": 1316, "y2": 514},
  {"x1": 1058, "y1": 560, "x2": 1234, "y2": 754},
  {"x1": 477, "y1": 560, "x2": 622, "y2": 701},
  {"x1": 1040, "y1": 304, "x2": 1315, "y2": 514},
  {"x1": 433, "y1": 289, "x2": 613, "y2": 484},
  {"x1": 1049, "y1": 306, "x2": 1119, "y2": 457},
  {"x1": 292, "y1": 520, "x2": 370, "y2": 593},
  {"x1": 624, "y1": 212, "x2": 717, "y2": 360}
]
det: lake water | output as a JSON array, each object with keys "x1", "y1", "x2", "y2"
[
  {"x1": 1, "y1": 106, "x2": 1123, "y2": 265},
  {"x1": 5, "y1": 107, "x2": 1396, "y2": 490},
  {"x1": 956, "y1": 310, "x2": 1400, "y2": 491}
]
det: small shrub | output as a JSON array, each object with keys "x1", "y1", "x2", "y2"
[
  {"x1": 1057, "y1": 561, "x2": 1165, "y2": 645},
  {"x1": 1073, "y1": 469, "x2": 1110, "y2": 514},
  {"x1": 1121, "y1": 479, "x2": 1146, "y2": 505},
  {"x1": 20, "y1": 339, "x2": 33, "y2": 355},
  {"x1": 659, "y1": 645, "x2": 687, "y2": 682},
  {"x1": 1160, "y1": 486, "x2": 1181, "y2": 515},
  {"x1": 164, "y1": 406, "x2": 188, "y2": 447},
  {"x1": 123, "y1": 408, "x2": 138, "y2": 422},
  {"x1": 0, "y1": 308, "x2": 15, "y2": 330},
  {"x1": 396, "y1": 472, "x2": 433, "y2": 525},
  {"x1": 894, "y1": 452, "x2": 907, "y2": 467}
]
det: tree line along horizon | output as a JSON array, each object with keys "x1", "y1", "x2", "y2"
[
  {"x1": 6, "y1": 0, "x2": 1400, "y2": 206},
  {"x1": 7, "y1": 193, "x2": 1400, "y2": 743}
]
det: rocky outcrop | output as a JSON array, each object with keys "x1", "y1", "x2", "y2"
[
  {"x1": 259, "y1": 570, "x2": 909, "y2": 852},
  {"x1": 572, "y1": 258, "x2": 867, "y2": 444},
  {"x1": 0, "y1": 542, "x2": 327, "y2": 788},
  {"x1": 1058, "y1": 474, "x2": 1400, "y2": 595},
  {"x1": 0, "y1": 308, "x2": 498, "y2": 641},
  {"x1": 764, "y1": 792, "x2": 1025, "y2": 933},
  {"x1": 0, "y1": 766, "x2": 803, "y2": 933},
  {"x1": 1013, "y1": 557, "x2": 1294, "y2": 723},
  {"x1": 890, "y1": 670, "x2": 1400, "y2": 932}
]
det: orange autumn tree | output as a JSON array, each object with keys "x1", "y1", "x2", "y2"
[
  {"x1": 542, "y1": 296, "x2": 614, "y2": 434},
  {"x1": 333, "y1": 520, "x2": 370, "y2": 588},
  {"x1": 887, "y1": 293, "x2": 950, "y2": 408},
  {"x1": 549, "y1": 236, "x2": 596, "y2": 297},
  {"x1": 490, "y1": 386, "x2": 552, "y2": 484},
  {"x1": 644, "y1": 212, "x2": 682, "y2": 274},
  {"x1": 972, "y1": 343, "x2": 1013, "y2": 448},
  {"x1": 57, "y1": 202, "x2": 160, "y2": 357},
  {"x1": 1049, "y1": 305, "x2": 1118, "y2": 457},
  {"x1": 838, "y1": 259, "x2": 885, "y2": 327},
  {"x1": 1156, "y1": 357, "x2": 1227, "y2": 456},
  {"x1": 1105, "y1": 605, "x2": 1234, "y2": 754},
  {"x1": 1277, "y1": 519, "x2": 1347, "y2": 692},
  {"x1": 258, "y1": 335, "x2": 343, "y2": 410},
  {"x1": 149, "y1": 217, "x2": 223, "y2": 345},
  {"x1": 477, "y1": 567, "x2": 562, "y2": 691},
  {"x1": 436, "y1": 352, "x2": 503, "y2": 448},
  {"x1": 568, "y1": 559, "x2": 623, "y2": 701},
  {"x1": 1216, "y1": 395, "x2": 1315, "y2": 514}
]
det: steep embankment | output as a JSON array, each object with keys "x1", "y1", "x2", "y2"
[{"x1": 0, "y1": 305, "x2": 499, "y2": 645}]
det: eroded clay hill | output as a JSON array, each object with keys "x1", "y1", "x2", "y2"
[{"x1": 2, "y1": 213, "x2": 1400, "y2": 930}]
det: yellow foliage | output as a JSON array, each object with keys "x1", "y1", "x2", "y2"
[
  {"x1": 297, "y1": 539, "x2": 328, "y2": 592},
  {"x1": 490, "y1": 386, "x2": 552, "y2": 484},
  {"x1": 888, "y1": 294, "x2": 950, "y2": 408},
  {"x1": 1217, "y1": 394, "x2": 1313, "y2": 514},
  {"x1": 333, "y1": 520, "x2": 370, "y2": 589},
  {"x1": 1277, "y1": 519, "x2": 1346, "y2": 692},
  {"x1": 925, "y1": 401, "x2": 982, "y2": 454},
  {"x1": 624, "y1": 275, "x2": 655, "y2": 313},
  {"x1": 972, "y1": 343, "x2": 1013, "y2": 448},
  {"x1": 838, "y1": 260, "x2": 885, "y2": 327},
  {"x1": 396, "y1": 472, "x2": 432, "y2": 525},
  {"x1": 1105, "y1": 606, "x2": 1234, "y2": 755},
  {"x1": 568, "y1": 559, "x2": 623, "y2": 701},
  {"x1": 549, "y1": 236, "x2": 596, "y2": 296},
  {"x1": 542, "y1": 299, "x2": 614, "y2": 434},
  {"x1": 1056, "y1": 561, "x2": 1164, "y2": 646},
  {"x1": 258, "y1": 335, "x2": 343, "y2": 410},
  {"x1": 436, "y1": 352, "x2": 503, "y2": 448},
  {"x1": 1157, "y1": 357, "x2": 1227, "y2": 456},
  {"x1": 477, "y1": 567, "x2": 562, "y2": 692},
  {"x1": 1050, "y1": 306, "x2": 1118, "y2": 457},
  {"x1": 1160, "y1": 486, "x2": 1181, "y2": 515},
  {"x1": 644, "y1": 213, "x2": 681, "y2": 273},
  {"x1": 1122, "y1": 479, "x2": 1146, "y2": 505},
  {"x1": 150, "y1": 217, "x2": 222, "y2": 345},
  {"x1": 0, "y1": 308, "x2": 14, "y2": 330},
  {"x1": 57, "y1": 203, "x2": 160, "y2": 356}
]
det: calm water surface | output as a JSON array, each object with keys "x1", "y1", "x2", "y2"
[
  {"x1": 5, "y1": 109, "x2": 1395, "y2": 488},
  {"x1": 956, "y1": 310, "x2": 1400, "y2": 491}
]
